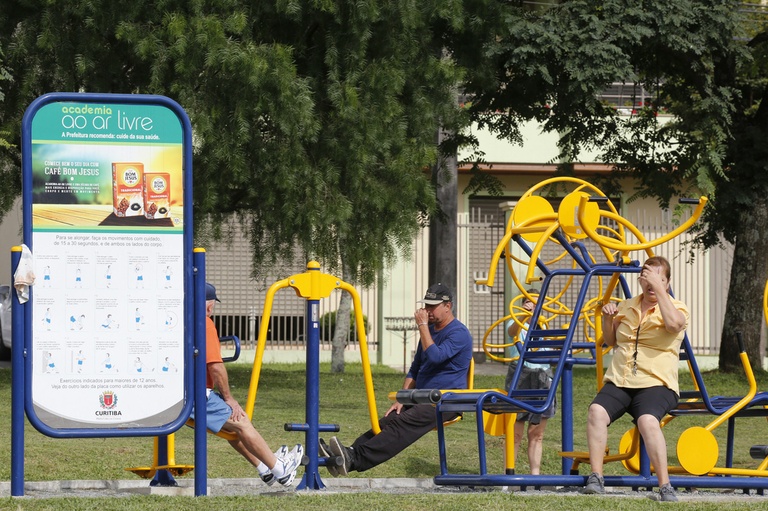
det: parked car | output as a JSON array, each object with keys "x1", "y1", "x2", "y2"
[{"x1": 0, "y1": 285, "x2": 11, "y2": 360}]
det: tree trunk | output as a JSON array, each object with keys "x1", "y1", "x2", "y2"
[
  {"x1": 429, "y1": 127, "x2": 458, "y2": 292},
  {"x1": 718, "y1": 197, "x2": 768, "y2": 372},
  {"x1": 330, "y1": 266, "x2": 353, "y2": 374}
]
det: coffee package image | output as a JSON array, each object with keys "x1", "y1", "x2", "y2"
[
  {"x1": 112, "y1": 162, "x2": 144, "y2": 217},
  {"x1": 143, "y1": 172, "x2": 171, "y2": 219}
]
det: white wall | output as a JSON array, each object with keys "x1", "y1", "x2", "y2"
[{"x1": 0, "y1": 198, "x2": 23, "y2": 283}]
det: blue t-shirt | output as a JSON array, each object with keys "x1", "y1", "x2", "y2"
[{"x1": 407, "y1": 318, "x2": 473, "y2": 389}]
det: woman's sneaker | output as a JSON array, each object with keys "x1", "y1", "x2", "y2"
[
  {"x1": 658, "y1": 483, "x2": 678, "y2": 502},
  {"x1": 581, "y1": 472, "x2": 605, "y2": 494}
]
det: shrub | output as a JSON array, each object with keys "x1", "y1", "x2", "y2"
[{"x1": 319, "y1": 309, "x2": 369, "y2": 341}]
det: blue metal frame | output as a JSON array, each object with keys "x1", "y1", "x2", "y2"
[
  {"x1": 436, "y1": 258, "x2": 637, "y2": 478},
  {"x1": 11, "y1": 248, "x2": 25, "y2": 496},
  {"x1": 434, "y1": 232, "x2": 768, "y2": 492}
]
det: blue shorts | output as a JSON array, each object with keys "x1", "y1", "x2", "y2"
[{"x1": 189, "y1": 391, "x2": 232, "y2": 433}]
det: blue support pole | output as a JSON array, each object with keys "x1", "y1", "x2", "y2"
[
  {"x1": 11, "y1": 247, "x2": 25, "y2": 496},
  {"x1": 297, "y1": 288, "x2": 324, "y2": 489},
  {"x1": 560, "y1": 362, "x2": 574, "y2": 475},
  {"x1": 193, "y1": 250, "x2": 208, "y2": 496},
  {"x1": 150, "y1": 436, "x2": 178, "y2": 487},
  {"x1": 726, "y1": 417, "x2": 736, "y2": 469}
]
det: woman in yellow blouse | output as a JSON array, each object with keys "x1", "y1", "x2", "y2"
[{"x1": 583, "y1": 256, "x2": 688, "y2": 502}]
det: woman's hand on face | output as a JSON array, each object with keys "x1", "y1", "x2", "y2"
[{"x1": 639, "y1": 265, "x2": 666, "y2": 294}]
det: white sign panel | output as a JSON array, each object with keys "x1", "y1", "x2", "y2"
[{"x1": 27, "y1": 98, "x2": 187, "y2": 429}]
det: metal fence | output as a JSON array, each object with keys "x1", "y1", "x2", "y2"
[
  {"x1": 204, "y1": 225, "x2": 377, "y2": 352},
  {"x1": 205, "y1": 203, "x2": 733, "y2": 359}
]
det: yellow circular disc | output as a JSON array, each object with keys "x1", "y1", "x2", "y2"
[
  {"x1": 677, "y1": 427, "x2": 718, "y2": 475},
  {"x1": 619, "y1": 428, "x2": 641, "y2": 473},
  {"x1": 558, "y1": 191, "x2": 600, "y2": 240},
  {"x1": 512, "y1": 195, "x2": 555, "y2": 243}
]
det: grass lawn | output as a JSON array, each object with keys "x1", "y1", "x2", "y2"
[{"x1": 2, "y1": 361, "x2": 768, "y2": 510}]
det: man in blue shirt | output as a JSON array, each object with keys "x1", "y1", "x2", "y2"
[{"x1": 325, "y1": 283, "x2": 473, "y2": 475}]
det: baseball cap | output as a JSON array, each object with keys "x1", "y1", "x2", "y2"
[
  {"x1": 417, "y1": 283, "x2": 453, "y2": 305},
  {"x1": 206, "y1": 282, "x2": 221, "y2": 302}
]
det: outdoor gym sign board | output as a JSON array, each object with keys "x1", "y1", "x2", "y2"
[{"x1": 20, "y1": 93, "x2": 193, "y2": 435}]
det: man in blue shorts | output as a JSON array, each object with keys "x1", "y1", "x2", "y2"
[
  {"x1": 190, "y1": 282, "x2": 304, "y2": 486},
  {"x1": 325, "y1": 283, "x2": 473, "y2": 476}
]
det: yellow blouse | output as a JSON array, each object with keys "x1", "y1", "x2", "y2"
[{"x1": 604, "y1": 294, "x2": 689, "y2": 395}]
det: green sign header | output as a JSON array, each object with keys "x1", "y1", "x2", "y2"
[{"x1": 31, "y1": 101, "x2": 182, "y2": 144}]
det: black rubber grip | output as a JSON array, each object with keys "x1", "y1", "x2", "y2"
[
  {"x1": 750, "y1": 445, "x2": 768, "y2": 460},
  {"x1": 395, "y1": 389, "x2": 442, "y2": 404}
]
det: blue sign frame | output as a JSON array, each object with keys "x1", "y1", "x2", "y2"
[{"x1": 18, "y1": 92, "x2": 194, "y2": 438}]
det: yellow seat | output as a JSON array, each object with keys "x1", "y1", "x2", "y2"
[{"x1": 185, "y1": 418, "x2": 238, "y2": 441}]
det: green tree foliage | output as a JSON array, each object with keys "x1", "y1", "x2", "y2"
[
  {"x1": 459, "y1": 0, "x2": 765, "y2": 371},
  {"x1": 0, "y1": 1, "x2": 470, "y2": 288},
  {"x1": 0, "y1": 1, "x2": 482, "y2": 373}
]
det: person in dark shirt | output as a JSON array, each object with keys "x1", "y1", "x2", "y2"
[{"x1": 324, "y1": 283, "x2": 473, "y2": 475}]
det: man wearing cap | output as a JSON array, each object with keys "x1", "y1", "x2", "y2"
[
  {"x1": 189, "y1": 282, "x2": 304, "y2": 486},
  {"x1": 325, "y1": 283, "x2": 473, "y2": 475}
]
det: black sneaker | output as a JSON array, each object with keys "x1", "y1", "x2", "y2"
[
  {"x1": 329, "y1": 436, "x2": 353, "y2": 476},
  {"x1": 319, "y1": 438, "x2": 339, "y2": 477},
  {"x1": 581, "y1": 472, "x2": 605, "y2": 494}
]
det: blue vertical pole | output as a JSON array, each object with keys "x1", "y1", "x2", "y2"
[
  {"x1": 10, "y1": 247, "x2": 25, "y2": 496},
  {"x1": 150, "y1": 436, "x2": 177, "y2": 487},
  {"x1": 297, "y1": 265, "x2": 323, "y2": 489},
  {"x1": 193, "y1": 250, "x2": 207, "y2": 496},
  {"x1": 560, "y1": 363, "x2": 574, "y2": 475},
  {"x1": 726, "y1": 417, "x2": 736, "y2": 468}
]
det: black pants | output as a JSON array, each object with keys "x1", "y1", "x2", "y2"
[{"x1": 349, "y1": 404, "x2": 458, "y2": 472}]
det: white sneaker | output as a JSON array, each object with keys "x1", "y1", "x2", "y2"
[
  {"x1": 260, "y1": 445, "x2": 288, "y2": 486},
  {"x1": 275, "y1": 444, "x2": 289, "y2": 458},
  {"x1": 259, "y1": 471, "x2": 276, "y2": 486},
  {"x1": 276, "y1": 444, "x2": 304, "y2": 487}
]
